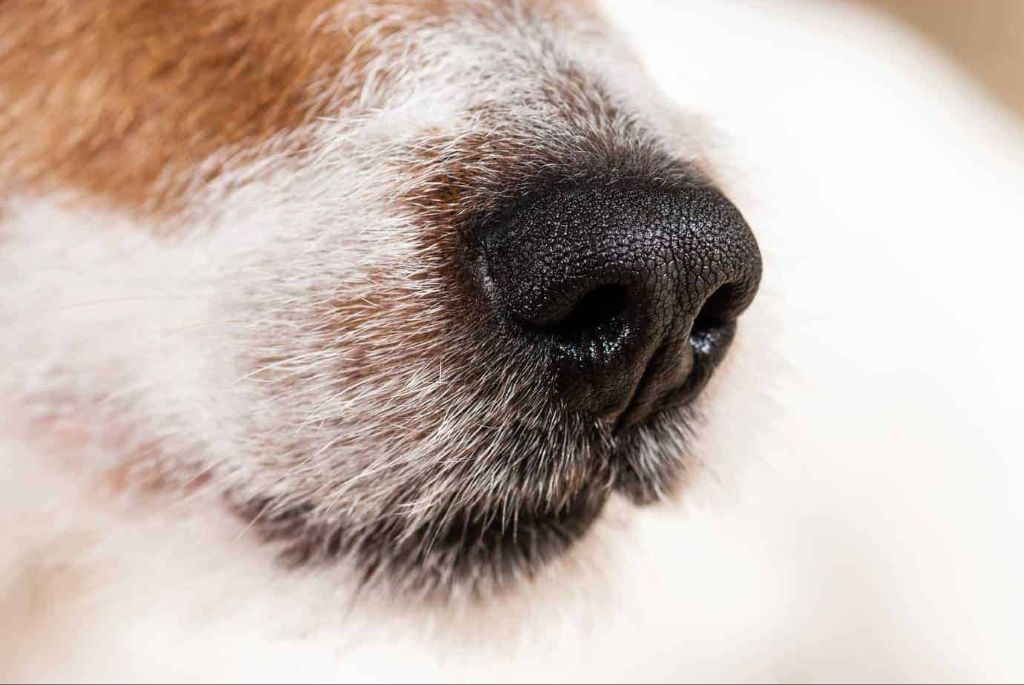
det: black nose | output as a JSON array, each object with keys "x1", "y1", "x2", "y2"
[{"x1": 478, "y1": 180, "x2": 761, "y2": 425}]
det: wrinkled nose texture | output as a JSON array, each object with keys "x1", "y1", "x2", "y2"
[{"x1": 479, "y1": 180, "x2": 761, "y2": 426}]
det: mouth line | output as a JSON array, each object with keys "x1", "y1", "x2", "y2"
[{"x1": 240, "y1": 485, "x2": 609, "y2": 597}]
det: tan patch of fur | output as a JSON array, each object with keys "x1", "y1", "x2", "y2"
[
  {"x1": 0, "y1": 0, "x2": 593, "y2": 219},
  {"x1": 0, "y1": 0, "x2": 370, "y2": 215},
  {"x1": 23, "y1": 410, "x2": 207, "y2": 499}
]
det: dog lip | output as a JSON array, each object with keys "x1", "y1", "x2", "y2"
[{"x1": 240, "y1": 483, "x2": 610, "y2": 597}]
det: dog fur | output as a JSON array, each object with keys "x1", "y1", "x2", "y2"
[{"x1": 1, "y1": 0, "x2": 1023, "y2": 681}]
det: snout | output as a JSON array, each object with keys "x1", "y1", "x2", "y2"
[{"x1": 479, "y1": 180, "x2": 761, "y2": 426}]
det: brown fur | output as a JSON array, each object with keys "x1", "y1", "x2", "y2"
[
  {"x1": 0, "y1": 0, "x2": 374, "y2": 214},
  {"x1": 0, "y1": 0, "x2": 588, "y2": 217}
]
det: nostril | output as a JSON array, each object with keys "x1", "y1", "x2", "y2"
[
  {"x1": 693, "y1": 284, "x2": 734, "y2": 331},
  {"x1": 526, "y1": 283, "x2": 630, "y2": 344},
  {"x1": 690, "y1": 283, "x2": 742, "y2": 354}
]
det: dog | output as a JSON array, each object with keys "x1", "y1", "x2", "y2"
[{"x1": 2, "y1": 0, "x2": 1023, "y2": 681}]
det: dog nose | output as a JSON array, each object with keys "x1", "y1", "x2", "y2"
[{"x1": 479, "y1": 180, "x2": 761, "y2": 425}]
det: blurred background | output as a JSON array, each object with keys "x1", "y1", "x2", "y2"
[{"x1": 861, "y1": 0, "x2": 1024, "y2": 118}]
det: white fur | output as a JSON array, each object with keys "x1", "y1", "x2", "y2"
[{"x1": 2, "y1": 0, "x2": 1023, "y2": 680}]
